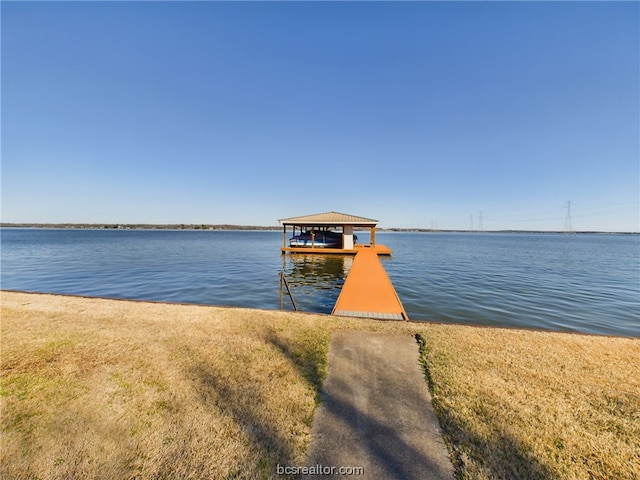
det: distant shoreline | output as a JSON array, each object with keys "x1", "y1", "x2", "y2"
[
  {"x1": 0, "y1": 223, "x2": 282, "y2": 231},
  {"x1": 1, "y1": 223, "x2": 638, "y2": 235}
]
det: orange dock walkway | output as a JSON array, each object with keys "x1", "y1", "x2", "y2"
[{"x1": 332, "y1": 249, "x2": 408, "y2": 321}]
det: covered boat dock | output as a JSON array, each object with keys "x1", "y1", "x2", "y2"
[{"x1": 278, "y1": 211, "x2": 391, "y2": 255}]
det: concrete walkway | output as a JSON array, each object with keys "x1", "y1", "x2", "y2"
[{"x1": 304, "y1": 332, "x2": 454, "y2": 480}]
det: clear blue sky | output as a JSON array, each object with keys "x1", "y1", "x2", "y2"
[{"x1": 2, "y1": 1, "x2": 638, "y2": 231}]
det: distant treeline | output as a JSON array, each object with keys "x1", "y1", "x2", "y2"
[
  {"x1": 380, "y1": 228, "x2": 639, "y2": 235},
  {"x1": 1, "y1": 224, "x2": 636, "y2": 234},
  {"x1": 0, "y1": 223, "x2": 282, "y2": 231}
]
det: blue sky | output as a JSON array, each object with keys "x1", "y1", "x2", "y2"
[{"x1": 2, "y1": 1, "x2": 638, "y2": 231}]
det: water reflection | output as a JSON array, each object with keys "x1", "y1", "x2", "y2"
[{"x1": 280, "y1": 254, "x2": 353, "y2": 314}]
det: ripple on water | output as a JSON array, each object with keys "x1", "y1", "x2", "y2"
[{"x1": 1, "y1": 229, "x2": 638, "y2": 336}]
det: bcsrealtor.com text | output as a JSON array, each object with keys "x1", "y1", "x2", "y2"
[{"x1": 277, "y1": 464, "x2": 364, "y2": 476}]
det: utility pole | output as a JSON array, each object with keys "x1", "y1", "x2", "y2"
[{"x1": 563, "y1": 201, "x2": 574, "y2": 235}]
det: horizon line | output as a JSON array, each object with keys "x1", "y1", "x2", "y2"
[{"x1": 1, "y1": 223, "x2": 638, "y2": 235}]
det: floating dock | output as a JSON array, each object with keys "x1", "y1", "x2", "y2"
[
  {"x1": 281, "y1": 243, "x2": 393, "y2": 255},
  {"x1": 332, "y1": 249, "x2": 408, "y2": 321}
]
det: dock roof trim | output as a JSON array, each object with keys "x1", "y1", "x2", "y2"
[{"x1": 278, "y1": 211, "x2": 379, "y2": 226}]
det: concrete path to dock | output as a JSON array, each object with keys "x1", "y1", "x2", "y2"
[{"x1": 303, "y1": 332, "x2": 455, "y2": 480}]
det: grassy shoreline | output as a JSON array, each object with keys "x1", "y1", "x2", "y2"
[{"x1": 2, "y1": 291, "x2": 638, "y2": 479}]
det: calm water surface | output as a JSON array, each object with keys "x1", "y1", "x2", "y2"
[{"x1": 1, "y1": 229, "x2": 638, "y2": 337}]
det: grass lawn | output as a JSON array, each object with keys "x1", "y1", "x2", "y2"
[{"x1": 2, "y1": 291, "x2": 638, "y2": 479}]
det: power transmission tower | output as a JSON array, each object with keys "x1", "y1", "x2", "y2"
[
  {"x1": 478, "y1": 211, "x2": 484, "y2": 232},
  {"x1": 563, "y1": 201, "x2": 574, "y2": 235},
  {"x1": 469, "y1": 215, "x2": 475, "y2": 232}
]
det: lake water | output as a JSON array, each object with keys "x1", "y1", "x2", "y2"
[{"x1": 1, "y1": 228, "x2": 638, "y2": 337}]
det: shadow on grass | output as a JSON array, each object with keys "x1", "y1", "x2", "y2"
[
  {"x1": 190, "y1": 361, "x2": 296, "y2": 479},
  {"x1": 415, "y1": 334, "x2": 556, "y2": 480},
  {"x1": 265, "y1": 328, "x2": 329, "y2": 396},
  {"x1": 435, "y1": 410, "x2": 557, "y2": 480},
  {"x1": 186, "y1": 328, "x2": 331, "y2": 480}
]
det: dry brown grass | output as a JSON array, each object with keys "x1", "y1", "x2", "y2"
[
  {"x1": 417, "y1": 326, "x2": 640, "y2": 480},
  {"x1": 0, "y1": 292, "x2": 405, "y2": 480},
  {"x1": 1, "y1": 291, "x2": 638, "y2": 479}
]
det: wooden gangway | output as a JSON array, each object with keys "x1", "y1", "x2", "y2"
[{"x1": 332, "y1": 249, "x2": 408, "y2": 321}]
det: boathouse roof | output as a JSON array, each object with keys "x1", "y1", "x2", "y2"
[{"x1": 278, "y1": 211, "x2": 378, "y2": 226}]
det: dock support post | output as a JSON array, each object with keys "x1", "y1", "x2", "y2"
[{"x1": 343, "y1": 225, "x2": 354, "y2": 249}]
